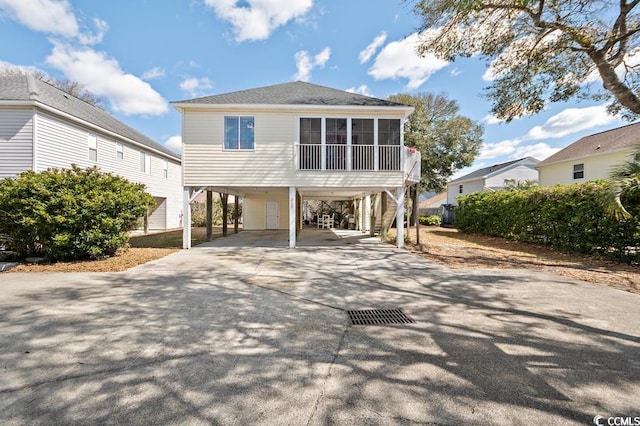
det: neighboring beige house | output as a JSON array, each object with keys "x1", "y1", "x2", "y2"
[
  {"x1": 172, "y1": 81, "x2": 421, "y2": 248},
  {"x1": 0, "y1": 74, "x2": 183, "y2": 229},
  {"x1": 537, "y1": 123, "x2": 639, "y2": 186},
  {"x1": 446, "y1": 157, "x2": 539, "y2": 205}
]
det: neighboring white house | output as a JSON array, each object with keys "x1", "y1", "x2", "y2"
[
  {"x1": 172, "y1": 81, "x2": 421, "y2": 248},
  {"x1": 0, "y1": 74, "x2": 182, "y2": 230},
  {"x1": 446, "y1": 157, "x2": 540, "y2": 205},
  {"x1": 537, "y1": 123, "x2": 639, "y2": 186}
]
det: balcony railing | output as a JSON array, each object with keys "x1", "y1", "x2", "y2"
[{"x1": 297, "y1": 144, "x2": 403, "y2": 171}]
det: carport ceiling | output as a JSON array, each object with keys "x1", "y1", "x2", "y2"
[{"x1": 198, "y1": 186, "x2": 386, "y2": 200}]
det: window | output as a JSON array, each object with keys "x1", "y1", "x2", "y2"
[
  {"x1": 300, "y1": 118, "x2": 321, "y2": 144},
  {"x1": 326, "y1": 118, "x2": 347, "y2": 170},
  {"x1": 224, "y1": 116, "x2": 254, "y2": 150},
  {"x1": 163, "y1": 160, "x2": 168, "y2": 178},
  {"x1": 88, "y1": 133, "x2": 97, "y2": 162},
  {"x1": 351, "y1": 119, "x2": 374, "y2": 145},
  {"x1": 459, "y1": 185, "x2": 464, "y2": 194},
  {"x1": 573, "y1": 163, "x2": 584, "y2": 179},
  {"x1": 378, "y1": 119, "x2": 401, "y2": 145},
  {"x1": 140, "y1": 151, "x2": 151, "y2": 174},
  {"x1": 116, "y1": 143, "x2": 124, "y2": 160}
]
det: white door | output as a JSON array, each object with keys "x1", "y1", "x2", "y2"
[{"x1": 266, "y1": 201, "x2": 280, "y2": 229}]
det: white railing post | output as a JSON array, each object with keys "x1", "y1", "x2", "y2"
[
  {"x1": 347, "y1": 118, "x2": 352, "y2": 171},
  {"x1": 374, "y1": 119, "x2": 379, "y2": 171},
  {"x1": 321, "y1": 117, "x2": 326, "y2": 170}
]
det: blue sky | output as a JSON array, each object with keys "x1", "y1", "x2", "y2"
[{"x1": 0, "y1": 0, "x2": 631, "y2": 178}]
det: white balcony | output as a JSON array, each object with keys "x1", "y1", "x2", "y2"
[{"x1": 296, "y1": 143, "x2": 419, "y2": 181}]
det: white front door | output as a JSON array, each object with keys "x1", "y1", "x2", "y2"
[{"x1": 266, "y1": 201, "x2": 280, "y2": 229}]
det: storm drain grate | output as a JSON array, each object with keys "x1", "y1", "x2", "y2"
[{"x1": 347, "y1": 309, "x2": 415, "y2": 326}]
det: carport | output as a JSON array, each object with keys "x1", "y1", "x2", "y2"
[{"x1": 182, "y1": 185, "x2": 409, "y2": 250}]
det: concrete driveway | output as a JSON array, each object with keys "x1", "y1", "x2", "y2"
[{"x1": 1, "y1": 229, "x2": 639, "y2": 425}]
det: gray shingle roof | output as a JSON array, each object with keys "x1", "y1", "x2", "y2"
[
  {"x1": 172, "y1": 81, "x2": 408, "y2": 107},
  {"x1": 0, "y1": 75, "x2": 179, "y2": 160},
  {"x1": 537, "y1": 122, "x2": 640, "y2": 167},
  {"x1": 449, "y1": 157, "x2": 539, "y2": 184}
]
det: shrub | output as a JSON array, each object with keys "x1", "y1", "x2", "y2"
[
  {"x1": 455, "y1": 181, "x2": 640, "y2": 262},
  {"x1": 419, "y1": 214, "x2": 441, "y2": 226},
  {"x1": 0, "y1": 166, "x2": 155, "y2": 261}
]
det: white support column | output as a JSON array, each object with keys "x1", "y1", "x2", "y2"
[
  {"x1": 289, "y1": 186, "x2": 296, "y2": 248},
  {"x1": 364, "y1": 194, "x2": 371, "y2": 232},
  {"x1": 182, "y1": 187, "x2": 192, "y2": 249},
  {"x1": 321, "y1": 117, "x2": 327, "y2": 170},
  {"x1": 396, "y1": 187, "x2": 405, "y2": 249},
  {"x1": 373, "y1": 118, "x2": 379, "y2": 171},
  {"x1": 346, "y1": 118, "x2": 352, "y2": 171}
]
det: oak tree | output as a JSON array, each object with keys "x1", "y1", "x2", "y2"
[{"x1": 413, "y1": 0, "x2": 640, "y2": 120}]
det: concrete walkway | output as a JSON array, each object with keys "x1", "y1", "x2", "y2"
[{"x1": 0, "y1": 228, "x2": 639, "y2": 425}]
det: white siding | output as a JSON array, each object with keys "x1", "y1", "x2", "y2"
[
  {"x1": 539, "y1": 151, "x2": 633, "y2": 186},
  {"x1": 485, "y1": 165, "x2": 539, "y2": 188},
  {"x1": 0, "y1": 108, "x2": 34, "y2": 178},
  {"x1": 182, "y1": 109, "x2": 406, "y2": 188},
  {"x1": 447, "y1": 179, "x2": 484, "y2": 206},
  {"x1": 149, "y1": 197, "x2": 167, "y2": 230},
  {"x1": 34, "y1": 110, "x2": 183, "y2": 229}
]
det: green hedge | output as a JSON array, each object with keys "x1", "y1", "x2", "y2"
[
  {"x1": 0, "y1": 166, "x2": 154, "y2": 261},
  {"x1": 455, "y1": 181, "x2": 640, "y2": 261},
  {"x1": 419, "y1": 214, "x2": 442, "y2": 226}
]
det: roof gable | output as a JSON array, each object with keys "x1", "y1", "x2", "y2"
[
  {"x1": 537, "y1": 122, "x2": 640, "y2": 167},
  {"x1": 0, "y1": 75, "x2": 179, "y2": 161},
  {"x1": 171, "y1": 81, "x2": 407, "y2": 108},
  {"x1": 449, "y1": 157, "x2": 539, "y2": 184}
]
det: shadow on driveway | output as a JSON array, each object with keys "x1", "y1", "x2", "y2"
[{"x1": 0, "y1": 231, "x2": 638, "y2": 424}]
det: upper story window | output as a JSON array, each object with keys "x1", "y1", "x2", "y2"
[
  {"x1": 300, "y1": 118, "x2": 321, "y2": 144},
  {"x1": 88, "y1": 133, "x2": 98, "y2": 162},
  {"x1": 573, "y1": 163, "x2": 584, "y2": 180},
  {"x1": 163, "y1": 160, "x2": 169, "y2": 178},
  {"x1": 326, "y1": 118, "x2": 347, "y2": 144},
  {"x1": 224, "y1": 116, "x2": 254, "y2": 150},
  {"x1": 140, "y1": 151, "x2": 151, "y2": 174},
  {"x1": 116, "y1": 143, "x2": 124, "y2": 160},
  {"x1": 378, "y1": 119, "x2": 401, "y2": 145},
  {"x1": 351, "y1": 119, "x2": 374, "y2": 145}
]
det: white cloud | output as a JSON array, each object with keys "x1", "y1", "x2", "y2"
[
  {"x1": 142, "y1": 67, "x2": 165, "y2": 80},
  {"x1": 345, "y1": 85, "x2": 372, "y2": 96},
  {"x1": 524, "y1": 105, "x2": 620, "y2": 140},
  {"x1": 450, "y1": 67, "x2": 462, "y2": 77},
  {"x1": 0, "y1": 60, "x2": 45, "y2": 75},
  {"x1": 359, "y1": 32, "x2": 387, "y2": 64},
  {"x1": 0, "y1": 0, "x2": 79, "y2": 37},
  {"x1": 77, "y1": 18, "x2": 109, "y2": 45},
  {"x1": 202, "y1": 0, "x2": 313, "y2": 42},
  {"x1": 45, "y1": 42, "x2": 168, "y2": 116},
  {"x1": 511, "y1": 143, "x2": 560, "y2": 161},
  {"x1": 478, "y1": 139, "x2": 521, "y2": 160},
  {"x1": 179, "y1": 76, "x2": 213, "y2": 97},
  {"x1": 165, "y1": 135, "x2": 182, "y2": 154},
  {"x1": 483, "y1": 114, "x2": 507, "y2": 125},
  {"x1": 479, "y1": 104, "x2": 623, "y2": 161},
  {"x1": 294, "y1": 47, "x2": 330, "y2": 81},
  {"x1": 368, "y1": 32, "x2": 449, "y2": 89}
]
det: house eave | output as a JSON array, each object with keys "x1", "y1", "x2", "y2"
[{"x1": 171, "y1": 102, "x2": 414, "y2": 118}]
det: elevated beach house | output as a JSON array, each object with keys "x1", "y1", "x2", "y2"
[{"x1": 172, "y1": 81, "x2": 420, "y2": 248}]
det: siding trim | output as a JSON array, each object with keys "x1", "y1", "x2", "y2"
[{"x1": 32, "y1": 107, "x2": 38, "y2": 170}]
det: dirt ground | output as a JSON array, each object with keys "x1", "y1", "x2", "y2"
[{"x1": 393, "y1": 227, "x2": 639, "y2": 295}]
